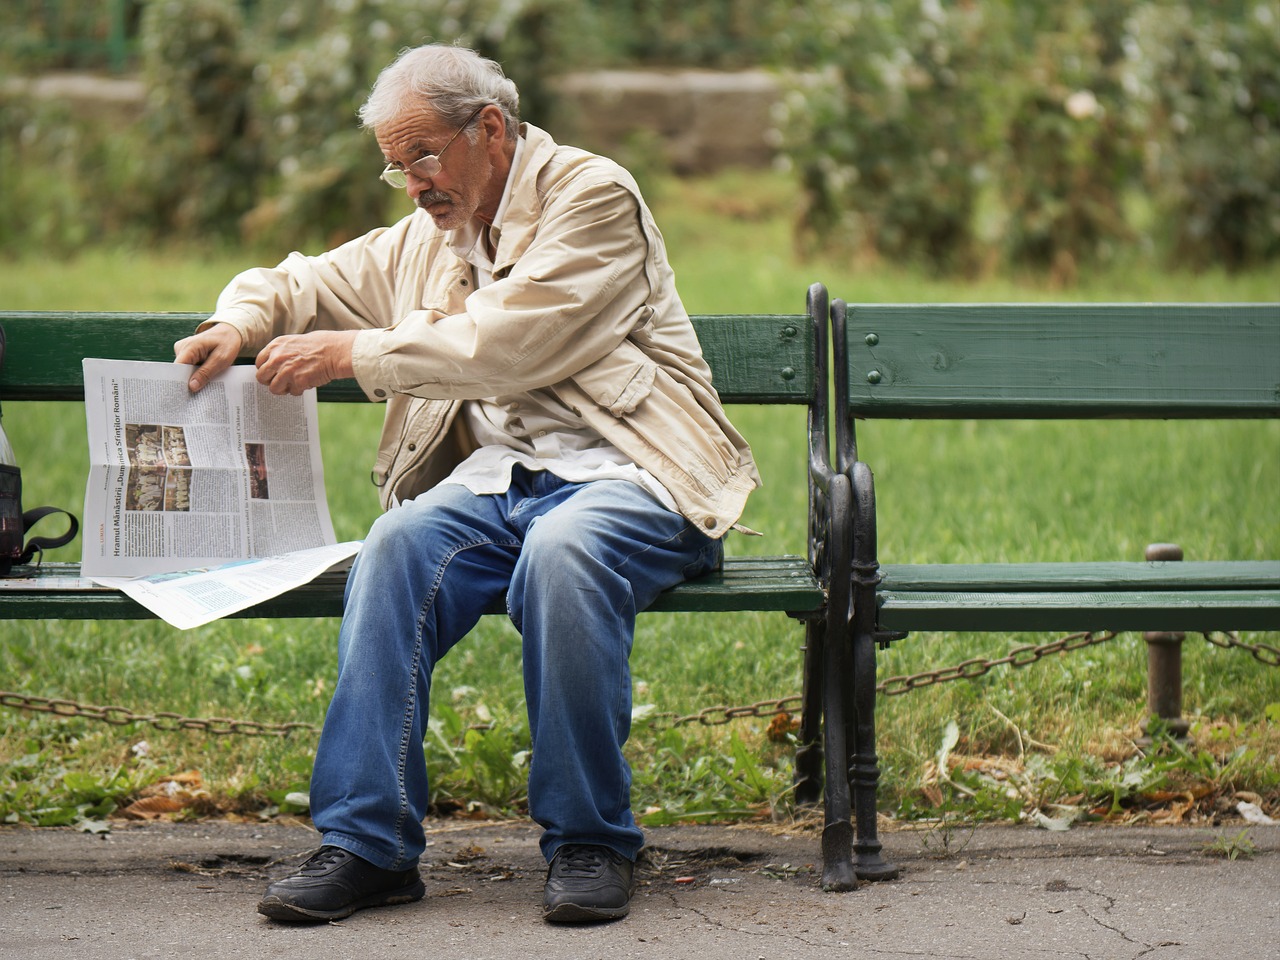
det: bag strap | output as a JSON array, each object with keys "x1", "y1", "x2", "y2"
[
  {"x1": 0, "y1": 325, "x2": 80, "y2": 566},
  {"x1": 19, "y1": 505, "x2": 79, "y2": 565}
]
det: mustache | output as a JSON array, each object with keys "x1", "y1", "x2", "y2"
[{"x1": 415, "y1": 190, "x2": 452, "y2": 209}]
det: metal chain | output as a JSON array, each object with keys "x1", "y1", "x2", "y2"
[
  {"x1": 0, "y1": 692, "x2": 317, "y2": 737},
  {"x1": 658, "y1": 696, "x2": 806, "y2": 728},
  {"x1": 3, "y1": 631, "x2": 1272, "y2": 736},
  {"x1": 876, "y1": 630, "x2": 1120, "y2": 697},
  {"x1": 1202, "y1": 631, "x2": 1280, "y2": 667}
]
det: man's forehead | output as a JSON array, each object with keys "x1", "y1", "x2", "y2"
[{"x1": 377, "y1": 110, "x2": 448, "y2": 155}]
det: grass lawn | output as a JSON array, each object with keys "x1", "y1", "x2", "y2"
[{"x1": 1, "y1": 170, "x2": 1277, "y2": 831}]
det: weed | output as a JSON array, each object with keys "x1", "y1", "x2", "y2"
[{"x1": 1202, "y1": 829, "x2": 1256, "y2": 861}]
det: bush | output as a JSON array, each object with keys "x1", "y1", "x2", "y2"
[
  {"x1": 143, "y1": 0, "x2": 600, "y2": 251},
  {"x1": 776, "y1": 0, "x2": 1279, "y2": 276},
  {"x1": 240, "y1": 0, "x2": 605, "y2": 248},
  {"x1": 0, "y1": 93, "x2": 145, "y2": 253},
  {"x1": 776, "y1": 0, "x2": 998, "y2": 274},
  {"x1": 134, "y1": 0, "x2": 261, "y2": 243},
  {"x1": 0, "y1": 0, "x2": 140, "y2": 73},
  {"x1": 0, "y1": 0, "x2": 604, "y2": 254},
  {"x1": 997, "y1": 3, "x2": 1141, "y2": 281},
  {"x1": 592, "y1": 0, "x2": 788, "y2": 69},
  {"x1": 1125, "y1": 2, "x2": 1280, "y2": 269},
  {"x1": 2, "y1": 0, "x2": 1277, "y2": 271}
]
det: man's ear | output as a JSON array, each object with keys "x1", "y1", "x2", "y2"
[{"x1": 480, "y1": 104, "x2": 507, "y2": 144}]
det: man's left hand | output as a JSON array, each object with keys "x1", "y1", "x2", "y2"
[{"x1": 255, "y1": 331, "x2": 359, "y2": 396}]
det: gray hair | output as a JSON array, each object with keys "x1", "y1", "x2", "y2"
[{"x1": 359, "y1": 44, "x2": 520, "y2": 141}]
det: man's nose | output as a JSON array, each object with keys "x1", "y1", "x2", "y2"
[{"x1": 406, "y1": 169, "x2": 434, "y2": 195}]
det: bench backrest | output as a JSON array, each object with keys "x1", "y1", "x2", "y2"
[
  {"x1": 0, "y1": 312, "x2": 815, "y2": 406},
  {"x1": 835, "y1": 302, "x2": 1280, "y2": 419}
]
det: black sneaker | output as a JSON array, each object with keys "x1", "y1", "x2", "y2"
[
  {"x1": 257, "y1": 846, "x2": 425, "y2": 922},
  {"x1": 542, "y1": 844, "x2": 636, "y2": 923}
]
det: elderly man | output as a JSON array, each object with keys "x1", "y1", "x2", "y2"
[{"x1": 176, "y1": 43, "x2": 758, "y2": 924}]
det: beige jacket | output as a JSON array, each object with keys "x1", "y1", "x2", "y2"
[{"x1": 204, "y1": 124, "x2": 759, "y2": 537}]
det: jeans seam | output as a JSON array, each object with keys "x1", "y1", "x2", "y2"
[
  {"x1": 391, "y1": 627, "x2": 424, "y2": 865},
  {"x1": 392, "y1": 535, "x2": 518, "y2": 861},
  {"x1": 603, "y1": 523, "x2": 711, "y2": 818}
]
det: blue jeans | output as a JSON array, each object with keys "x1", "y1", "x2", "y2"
[{"x1": 309, "y1": 466, "x2": 722, "y2": 871}]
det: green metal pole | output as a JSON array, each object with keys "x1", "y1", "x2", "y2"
[
  {"x1": 1143, "y1": 542, "x2": 1190, "y2": 742},
  {"x1": 107, "y1": 0, "x2": 127, "y2": 73}
]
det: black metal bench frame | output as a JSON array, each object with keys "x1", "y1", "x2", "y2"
[{"x1": 793, "y1": 290, "x2": 1280, "y2": 888}]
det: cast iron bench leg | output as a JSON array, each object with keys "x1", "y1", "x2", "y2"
[
  {"x1": 794, "y1": 617, "x2": 825, "y2": 807},
  {"x1": 819, "y1": 473, "x2": 857, "y2": 891},
  {"x1": 849, "y1": 460, "x2": 899, "y2": 880}
]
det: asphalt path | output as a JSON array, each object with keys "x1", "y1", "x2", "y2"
[{"x1": 2, "y1": 818, "x2": 1277, "y2": 960}]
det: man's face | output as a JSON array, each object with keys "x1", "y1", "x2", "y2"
[{"x1": 377, "y1": 106, "x2": 499, "y2": 230}]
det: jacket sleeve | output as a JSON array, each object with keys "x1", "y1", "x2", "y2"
[
  {"x1": 350, "y1": 175, "x2": 652, "y2": 400},
  {"x1": 199, "y1": 219, "x2": 415, "y2": 350}
]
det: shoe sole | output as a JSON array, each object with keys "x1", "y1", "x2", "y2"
[
  {"x1": 543, "y1": 900, "x2": 631, "y2": 923},
  {"x1": 257, "y1": 878, "x2": 426, "y2": 923}
]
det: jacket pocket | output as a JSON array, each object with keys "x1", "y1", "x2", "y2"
[{"x1": 570, "y1": 340, "x2": 656, "y2": 417}]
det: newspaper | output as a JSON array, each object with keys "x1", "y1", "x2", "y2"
[
  {"x1": 82, "y1": 359, "x2": 360, "y2": 628},
  {"x1": 91, "y1": 542, "x2": 360, "y2": 630}
]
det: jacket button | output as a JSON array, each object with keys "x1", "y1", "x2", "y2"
[
  {"x1": 703, "y1": 517, "x2": 716, "y2": 529},
  {"x1": 407, "y1": 443, "x2": 416, "y2": 451},
  {"x1": 374, "y1": 388, "x2": 387, "y2": 398}
]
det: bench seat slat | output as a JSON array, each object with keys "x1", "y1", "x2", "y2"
[
  {"x1": 879, "y1": 560, "x2": 1280, "y2": 592},
  {"x1": 877, "y1": 589, "x2": 1280, "y2": 632},
  {"x1": 0, "y1": 555, "x2": 823, "y2": 621}
]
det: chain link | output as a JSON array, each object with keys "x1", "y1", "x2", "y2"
[
  {"x1": 2, "y1": 631, "x2": 1273, "y2": 735},
  {"x1": 658, "y1": 696, "x2": 806, "y2": 727},
  {"x1": 0, "y1": 692, "x2": 316, "y2": 737},
  {"x1": 1202, "y1": 631, "x2": 1280, "y2": 667},
  {"x1": 875, "y1": 630, "x2": 1120, "y2": 697}
]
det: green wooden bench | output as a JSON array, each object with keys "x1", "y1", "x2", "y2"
[
  {"x1": 0, "y1": 295, "x2": 890, "y2": 889},
  {"x1": 3, "y1": 291, "x2": 1277, "y2": 894},
  {"x1": 802, "y1": 294, "x2": 1280, "y2": 885}
]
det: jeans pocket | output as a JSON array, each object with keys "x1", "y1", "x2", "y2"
[{"x1": 681, "y1": 528, "x2": 723, "y2": 580}]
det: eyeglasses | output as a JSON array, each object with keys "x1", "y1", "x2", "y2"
[{"x1": 379, "y1": 104, "x2": 486, "y2": 188}]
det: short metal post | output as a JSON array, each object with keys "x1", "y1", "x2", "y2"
[{"x1": 1142, "y1": 543, "x2": 1190, "y2": 741}]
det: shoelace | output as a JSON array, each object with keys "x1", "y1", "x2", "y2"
[
  {"x1": 298, "y1": 846, "x2": 350, "y2": 874},
  {"x1": 554, "y1": 846, "x2": 612, "y2": 878}
]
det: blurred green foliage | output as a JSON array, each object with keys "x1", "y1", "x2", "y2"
[
  {"x1": 775, "y1": 0, "x2": 1279, "y2": 276},
  {"x1": 777, "y1": 0, "x2": 996, "y2": 273},
  {"x1": 1125, "y1": 3, "x2": 1280, "y2": 269},
  {"x1": 136, "y1": 0, "x2": 260, "y2": 242},
  {"x1": 1, "y1": 0, "x2": 1276, "y2": 273}
]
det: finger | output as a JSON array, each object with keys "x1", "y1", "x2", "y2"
[
  {"x1": 173, "y1": 336, "x2": 207, "y2": 365},
  {"x1": 177, "y1": 326, "x2": 242, "y2": 392},
  {"x1": 188, "y1": 341, "x2": 236, "y2": 391},
  {"x1": 255, "y1": 354, "x2": 278, "y2": 387},
  {"x1": 187, "y1": 360, "x2": 224, "y2": 394}
]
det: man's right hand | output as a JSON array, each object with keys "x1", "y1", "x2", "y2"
[{"x1": 174, "y1": 323, "x2": 245, "y2": 393}]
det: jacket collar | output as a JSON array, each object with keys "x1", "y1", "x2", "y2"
[{"x1": 491, "y1": 123, "x2": 561, "y2": 271}]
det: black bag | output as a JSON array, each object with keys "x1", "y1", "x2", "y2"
[
  {"x1": 0, "y1": 326, "x2": 79, "y2": 576},
  {"x1": 0, "y1": 465, "x2": 79, "y2": 576}
]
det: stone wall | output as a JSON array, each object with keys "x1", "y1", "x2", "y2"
[
  {"x1": 10, "y1": 69, "x2": 785, "y2": 174},
  {"x1": 551, "y1": 69, "x2": 783, "y2": 173}
]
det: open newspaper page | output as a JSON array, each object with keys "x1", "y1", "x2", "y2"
[{"x1": 82, "y1": 359, "x2": 359, "y2": 627}]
